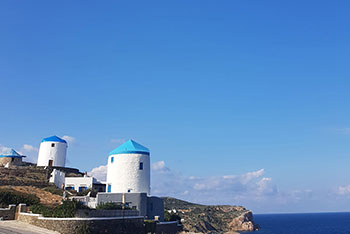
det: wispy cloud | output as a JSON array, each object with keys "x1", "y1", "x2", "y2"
[
  {"x1": 336, "y1": 185, "x2": 350, "y2": 195},
  {"x1": 0, "y1": 145, "x2": 12, "y2": 154},
  {"x1": 62, "y1": 135, "x2": 76, "y2": 144},
  {"x1": 21, "y1": 144, "x2": 39, "y2": 163},
  {"x1": 88, "y1": 160, "x2": 322, "y2": 213},
  {"x1": 22, "y1": 144, "x2": 38, "y2": 152},
  {"x1": 331, "y1": 128, "x2": 350, "y2": 134},
  {"x1": 151, "y1": 160, "x2": 170, "y2": 173},
  {"x1": 88, "y1": 165, "x2": 107, "y2": 182}
]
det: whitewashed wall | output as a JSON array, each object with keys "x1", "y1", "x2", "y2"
[
  {"x1": 37, "y1": 141, "x2": 67, "y2": 167},
  {"x1": 106, "y1": 153, "x2": 150, "y2": 194},
  {"x1": 50, "y1": 169, "x2": 65, "y2": 188},
  {"x1": 65, "y1": 177, "x2": 95, "y2": 191}
]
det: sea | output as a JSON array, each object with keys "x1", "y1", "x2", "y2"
[{"x1": 241, "y1": 212, "x2": 350, "y2": 234}]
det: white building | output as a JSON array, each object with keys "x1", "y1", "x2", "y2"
[
  {"x1": 65, "y1": 176, "x2": 97, "y2": 192},
  {"x1": 37, "y1": 136, "x2": 67, "y2": 167},
  {"x1": 50, "y1": 169, "x2": 65, "y2": 188},
  {"x1": 106, "y1": 140, "x2": 150, "y2": 194}
]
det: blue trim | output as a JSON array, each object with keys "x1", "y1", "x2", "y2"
[
  {"x1": 42, "y1": 135, "x2": 67, "y2": 143},
  {"x1": 0, "y1": 155, "x2": 25, "y2": 158},
  {"x1": 110, "y1": 151, "x2": 150, "y2": 156}
]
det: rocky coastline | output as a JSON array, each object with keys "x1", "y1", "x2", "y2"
[{"x1": 163, "y1": 197, "x2": 258, "y2": 234}]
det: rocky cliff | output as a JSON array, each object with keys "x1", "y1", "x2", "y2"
[{"x1": 163, "y1": 197, "x2": 258, "y2": 234}]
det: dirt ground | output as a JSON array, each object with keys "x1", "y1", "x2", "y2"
[{"x1": 0, "y1": 186, "x2": 62, "y2": 207}]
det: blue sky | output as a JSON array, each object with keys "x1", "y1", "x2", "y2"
[{"x1": 1, "y1": 0, "x2": 350, "y2": 213}]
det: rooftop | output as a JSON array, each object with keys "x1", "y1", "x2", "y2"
[
  {"x1": 41, "y1": 135, "x2": 67, "y2": 143},
  {"x1": 109, "y1": 139, "x2": 150, "y2": 156},
  {"x1": 0, "y1": 149, "x2": 25, "y2": 158}
]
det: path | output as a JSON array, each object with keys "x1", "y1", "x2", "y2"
[{"x1": 0, "y1": 221, "x2": 59, "y2": 234}]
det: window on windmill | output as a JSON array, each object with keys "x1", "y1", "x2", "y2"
[
  {"x1": 51, "y1": 143, "x2": 55, "y2": 147},
  {"x1": 139, "y1": 162, "x2": 143, "y2": 170},
  {"x1": 111, "y1": 157, "x2": 114, "y2": 163}
]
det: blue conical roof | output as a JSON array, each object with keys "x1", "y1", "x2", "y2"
[
  {"x1": 0, "y1": 149, "x2": 25, "y2": 158},
  {"x1": 109, "y1": 140, "x2": 150, "y2": 155},
  {"x1": 42, "y1": 136, "x2": 67, "y2": 143}
]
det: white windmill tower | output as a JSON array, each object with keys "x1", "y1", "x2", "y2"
[
  {"x1": 106, "y1": 140, "x2": 150, "y2": 194},
  {"x1": 37, "y1": 136, "x2": 67, "y2": 167}
]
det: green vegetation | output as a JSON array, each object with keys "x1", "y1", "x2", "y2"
[
  {"x1": 96, "y1": 202, "x2": 133, "y2": 210},
  {"x1": 164, "y1": 211, "x2": 182, "y2": 223},
  {"x1": 77, "y1": 188, "x2": 97, "y2": 197},
  {"x1": 43, "y1": 186, "x2": 64, "y2": 196},
  {"x1": 30, "y1": 200, "x2": 89, "y2": 218},
  {"x1": 0, "y1": 189, "x2": 40, "y2": 207}
]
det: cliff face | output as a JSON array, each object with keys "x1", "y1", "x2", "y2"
[{"x1": 163, "y1": 197, "x2": 258, "y2": 234}]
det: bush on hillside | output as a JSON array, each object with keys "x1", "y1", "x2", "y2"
[
  {"x1": 43, "y1": 186, "x2": 64, "y2": 196},
  {"x1": 31, "y1": 200, "x2": 89, "y2": 218},
  {"x1": 164, "y1": 211, "x2": 182, "y2": 223},
  {"x1": 0, "y1": 189, "x2": 40, "y2": 207}
]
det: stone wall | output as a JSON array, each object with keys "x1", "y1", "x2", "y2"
[
  {"x1": 0, "y1": 157, "x2": 23, "y2": 167},
  {"x1": 75, "y1": 209, "x2": 139, "y2": 218},
  {"x1": 18, "y1": 212, "x2": 145, "y2": 234},
  {"x1": 0, "y1": 205, "x2": 16, "y2": 220}
]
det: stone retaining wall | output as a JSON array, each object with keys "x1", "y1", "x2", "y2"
[
  {"x1": 75, "y1": 209, "x2": 139, "y2": 218},
  {"x1": 18, "y1": 212, "x2": 145, "y2": 234},
  {"x1": 0, "y1": 157, "x2": 23, "y2": 167},
  {"x1": 0, "y1": 205, "x2": 16, "y2": 220}
]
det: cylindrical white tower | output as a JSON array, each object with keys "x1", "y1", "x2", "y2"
[
  {"x1": 37, "y1": 136, "x2": 67, "y2": 167},
  {"x1": 106, "y1": 140, "x2": 150, "y2": 194}
]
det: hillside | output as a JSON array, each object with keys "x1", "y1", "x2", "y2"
[
  {"x1": 163, "y1": 197, "x2": 258, "y2": 234},
  {"x1": 0, "y1": 186, "x2": 62, "y2": 207}
]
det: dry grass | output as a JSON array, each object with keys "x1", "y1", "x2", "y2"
[{"x1": 0, "y1": 186, "x2": 62, "y2": 207}]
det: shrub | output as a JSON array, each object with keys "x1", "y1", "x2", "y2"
[
  {"x1": 0, "y1": 189, "x2": 40, "y2": 207},
  {"x1": 96, "y1": 202, "x2": 123, "y2": 210},
  {"x1": 30, "y1": 204, "x2": 53, "y2": 216},
  {"x1": 96, "y1": 202, "x2": 135, "y2": 210},
  {"x1": 77, "y1": 188, "x2": 97, "y2": 197},
  {"x1": 31, "y1": 200, "x2": 89, "y2": 218},
  {"x1": 43, "y1": 186, "x2": 64, "y2": 196},
  {"x1": 164, "y1": 211, "x2": 182, "y2": 223}
]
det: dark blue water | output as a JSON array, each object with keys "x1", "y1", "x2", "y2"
[{"x1": 241, "y1": 213, "x2": 350, "y2": 234}]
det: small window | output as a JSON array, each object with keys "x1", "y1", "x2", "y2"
[
  {"x1": 128, "y1": 189, "x2": 131, "y2": 193},
  {"x1": 65, "y1": 186, "x2": 74, "y2": 191},
  {"x1": 139, "y1": 162, "x2": 143, "y2": 170},
  {"x1": 111, "y1": 157, "x2": 114, "y2": 163},
  {"x1": 107, "y1": 185, "x2": 111, "y2": 193},
  {"x1": 51, "y1": 143, "x2": 55, "y2": 147}
]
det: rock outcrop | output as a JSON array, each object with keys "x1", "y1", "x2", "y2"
[{"x1": 163, "y1": 197, "x2": 258, "y2": 234}]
